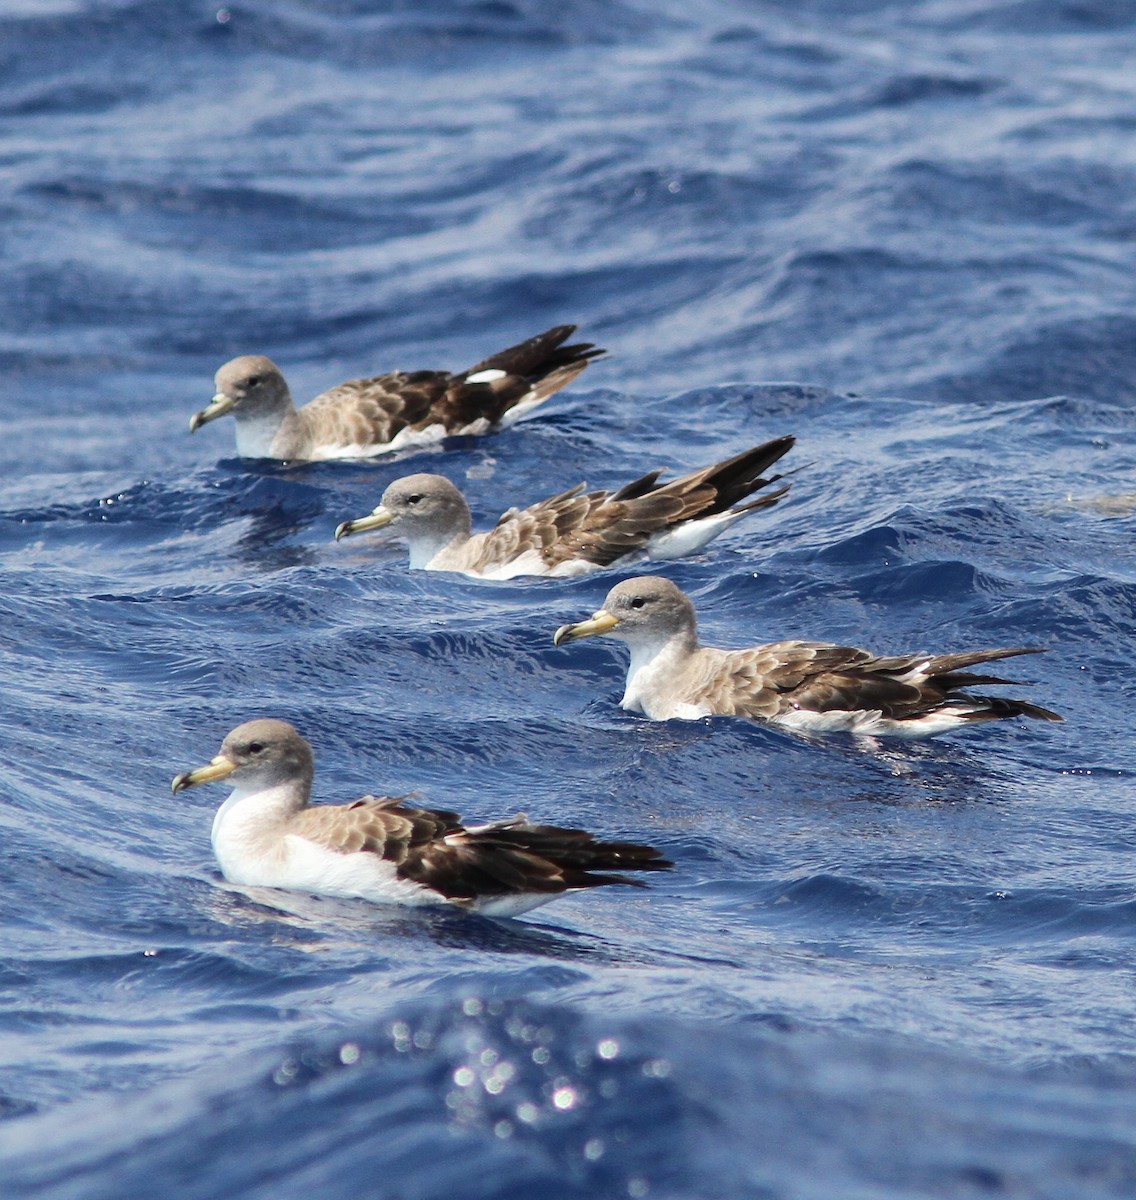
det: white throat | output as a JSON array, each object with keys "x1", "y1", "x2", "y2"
[
  {"x1": 414, "y1": 530, "x2": 471, "y2": 570},
  {"x1": 233, "y1": 408, "x2": 287, "y2": 457},
  {"x1": 619, "y1": 631, "x2": 696, "y2": 716},
  {"x1": 210, "y1": 779, "x2": 304, "y2": 883}
]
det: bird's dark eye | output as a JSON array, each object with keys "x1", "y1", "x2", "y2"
[
  {"x1": 629, "y1": 597, "x2": 647, "y2": 609},
  {"x1": 247, "y1": 741, "x2": 265, "y2": 754},
  {"x1": 406, "y1": 495, "x2": 423, "y2": 505},
  {"x1": 246, "y1": 375, "x2": 262, "y2": 388}
]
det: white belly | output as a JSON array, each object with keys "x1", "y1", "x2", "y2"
[{"x1": 213, "y1": 821, "x2": 442, "y2": 907}]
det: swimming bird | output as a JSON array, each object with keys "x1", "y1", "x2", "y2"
[
  {"x1": 333, "y1": 437, "x2": 796, "y2": 578},
  {"x1": 190, "y1": 325, "x2": 604, "y2": 460},
  {"x1": 171, "y1": 719, "x2": 671, "y2": 918},
  {"x1": 553, "y1": 576, "x2": 1063, "y2": 737}
]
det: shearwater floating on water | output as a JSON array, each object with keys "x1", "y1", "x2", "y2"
[
  {"x1": 172, "y1": 719, "x2": 671, "y2": 918},
  {"x1": 334, "y1": 437, "x2": 796, "y2": 578},
  {"x1": 554, "y1": 576, "x2": 1063, "y2": 738},
  {"x1": 190, "y1": 325, "x2": 603, "y2": 461}
]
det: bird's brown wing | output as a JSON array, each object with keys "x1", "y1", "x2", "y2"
[
  {"x1": 465, "y1": 435, "x2": 798, "y2": 571},
  {"x1": 704, "y1": 642, "x2": 1061, "y2": 723},
  {"x1": 689, "y1": 642, "x2": 884, "y2": 720},
  {"x1": 291, "y1": 795, "x2": 671, "y2": 903},
  {"x1": 300, "y1": 372, "x2": 454, "y2": 447},
  {"x1": 465, "y1": 485, "x2": 697, "y2": 571},
  {"x1": 288, "y1": 794, "x2": 463, "y2": 860},
  {"x1": 299, "y1": 327, "x2": 603, "y2": 445}
]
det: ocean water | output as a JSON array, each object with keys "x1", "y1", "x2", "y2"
[{"x1": 1, "y1": 1, "x2": 1135, "y2": 1195}]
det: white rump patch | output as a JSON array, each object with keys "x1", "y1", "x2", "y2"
[
  {"x1": 646, "y1": 510, "x2": 749, "y2": 560},
  {"x1": 774, "y1": 706, "x2": 970, "y2": 739},
  {"x1": 473, "y1": 892, "x2": 561, "y2": 918},
  {"x1": 495, "y1": 387, "x2": 552, "y2": 428},
  {"x1": 452, "y1": 417, "x2": 493, "y2": 438}
]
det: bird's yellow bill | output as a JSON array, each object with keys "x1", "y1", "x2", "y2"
[
  {"x1": 553, "y1": 609, "x2": 621, "y2": 645},
  {"x1": 189, "y1": 392, "x2": 238, "y2": 432},
  {"x1": 171, "y1": 755, "x2": 237, "y2": 794},
  {"x1": 334, "y1": 506, "x2": 396, "y2": 542}
]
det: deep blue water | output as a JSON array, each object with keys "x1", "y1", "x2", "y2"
[{"x1": 1, "y1": 1, "x2": 1135, "y2": 1195}]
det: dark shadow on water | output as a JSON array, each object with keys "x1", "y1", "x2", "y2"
[{"x1": 230, "y1": 506, "x2": 319, "y2": 570}]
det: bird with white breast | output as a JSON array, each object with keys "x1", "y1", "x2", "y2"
[{"x1": 172, "y1": 719, "x2": 671, "y2": 919}]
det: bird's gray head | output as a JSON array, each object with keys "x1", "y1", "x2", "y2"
[
  {"x1": 335, "y1": 474, "x2": 471, "y2": 544},
  {"x1": 190, "y1": 356, "x2": 290, "y2": 431},
  {"x1": 171, "y1": 718, "x2": 314, "y2": 794},
  {"x1": 554, "y1": 575, "x2": 698, "y2": 646},
  {"x1": 381, "y1": 474, "x2": 469, "y2": 529}
]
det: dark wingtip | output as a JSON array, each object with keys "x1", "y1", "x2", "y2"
[{"x1": 959, "y1": 697, "x2": 1064, "y2": 723}]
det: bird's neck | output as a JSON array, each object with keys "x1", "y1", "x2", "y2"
[
  {"x1": 211, "y1": 778, "x2": 310, "y2": 877},
  {"x1": 621, "y1": 629, "x2": 699, "y2": 714},
  {"x1": 410, "y1": 516, "x2": 473, "y2": 569},
  {"x1": 233, "y1": 400, "x2": 294, "y2": 457}
]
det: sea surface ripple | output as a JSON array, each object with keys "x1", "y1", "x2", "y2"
[{"x1": 1, "y1": 2, "x2": 1135, "y2": 1197}]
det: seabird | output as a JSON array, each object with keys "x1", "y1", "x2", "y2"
[
  {"x1": 553, "y1": 576, "x2": 1063, "y2": 737},
  {"x1": 189, "y1": 325, "x2": 604, "y2": 460},
  {"x1": 333, "y1": 437, "x2": 796, "y2": 578},
  {"x1": 171, "y1": 719, "x2": 671, "y2": 918}
]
